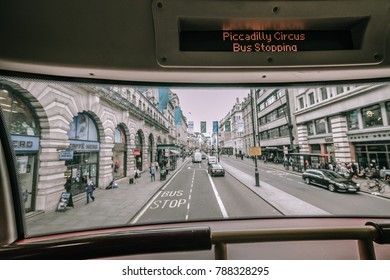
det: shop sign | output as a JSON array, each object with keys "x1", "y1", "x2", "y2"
[
  {"x1": 11, "y1": 135, "x2": 39, "y2": 151},
  {"x1": 56, "y1": 192, "x2": 74, "y2": 212},
  {"x1": 69, "y1": 140, "x2": 100, "y2": 152},
  {"x1": 250, "y1": 147, "x2": 261, "y2": 156},
  {"x1": 59, "y1": 150, "x2": 74, "y2": 160}
]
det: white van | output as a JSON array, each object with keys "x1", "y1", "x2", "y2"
[
  {"x1": 208, "y1": 156, "x2": 217, "y2": 165},
  {"x1": 192, "y1": 152, "x2": 202, "y2": 163}
]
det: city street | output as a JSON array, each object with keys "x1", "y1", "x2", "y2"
[{"x1": 26, "y1": 155, "x2": 390, "y2": 237}]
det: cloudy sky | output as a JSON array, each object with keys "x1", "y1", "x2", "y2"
[{"x1": 171, "y1": 87, "x2": 250, "y2": 134}]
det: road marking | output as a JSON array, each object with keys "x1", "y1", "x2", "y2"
[
  {"x1": 130, "y1": 190, "x2": 162, "y2": 224},
  {"x1": 131, "y1": 166, "x2": 183, "y2": 224},
  {"x1": 207, "y1": 171, "x2": 229, "y2": 218},
  {"x1": 222, "y1": 162, "x2": 329, "y2": 215},
  {"x1": 185, "y1": 170, "x2": 196, "y2": 221}
]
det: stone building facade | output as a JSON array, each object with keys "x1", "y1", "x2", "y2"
[{"x1": 0, "y1": 78, "x2": 182, "y2": 213}]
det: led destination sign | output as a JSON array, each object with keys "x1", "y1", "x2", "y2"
[{"x1": 180, "y1": 30, "x2": 354, "y2": 52}]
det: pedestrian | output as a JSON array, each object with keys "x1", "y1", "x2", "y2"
[
  {"x1": 134, "y1": 169, "x2": 140, "y2": 184},
  {"x1": 85, "y1": 176, "x2": 95, "y2": 204},
  {"x1": 150, "y1": 165, "x2": 156, "y2": 181},
  {"x1": 64, "y1": 177, "x2": 71, "y2": 193}
]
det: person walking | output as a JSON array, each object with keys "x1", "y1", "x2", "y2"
[
  {"x1": 134, "y1": 169, "x2": 140, "y2": 184},
  {"x1": 85, "y1": 176, "x2": 95, "y2": 204},
  {"x1": 150, "y1": 165, "x2": 156, "y2": 182}
]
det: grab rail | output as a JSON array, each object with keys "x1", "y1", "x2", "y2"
[{"x1": 212, "y1": 225, "x2": 381, "y2": 260}]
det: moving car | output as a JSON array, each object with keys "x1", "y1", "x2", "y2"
[
  {"x1": 1, "y1": 0, "x2": 390, "y2": 265},
  {"x1": 208, "y1": 163, "x2": 225, "y2": 177},
  {"x1": 302, "y1": 169, "x2": 360, "y2": 193}
]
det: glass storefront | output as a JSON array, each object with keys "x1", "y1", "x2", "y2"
[
  {"x1": 355, "y1": 142, "x2": 390, "y2": 170},
  {"x1": 113, "y1": 127, "x2": 126, "y2": 179},
  {"x1": 0, "y1": 87, "x2": 39, "y2": 212},
  {"x1": 16, "y1": 154, "x2": 37, "y2": 212},
  {"x1": 135, "y1": 130, "x2": 143, "y2": 171},
  {"x1": 65, "y1": 114, "x2": 100, "y2": 195},
  {"x1": 65, "y1": 152, "x2": 98, "y2": 195}
]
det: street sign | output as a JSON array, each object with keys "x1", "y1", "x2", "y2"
[{"x1": 249, "y1": 147, "x2": 261, "y2": 156}]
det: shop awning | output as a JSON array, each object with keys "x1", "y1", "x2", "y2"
[{"x1": 289, "y1": 153, "x2": 333, "y2": 157}]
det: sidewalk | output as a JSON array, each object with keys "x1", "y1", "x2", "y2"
[
  {"x1": 26, "y1": 159, "x2": 189, "y2": 236},
  {"x1": 235, "y1": 155, "x2": 390, "y2": 199}
]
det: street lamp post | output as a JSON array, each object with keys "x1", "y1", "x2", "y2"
[{"x1": 250, "y1": 89, "x2": 260, "y2": 186}]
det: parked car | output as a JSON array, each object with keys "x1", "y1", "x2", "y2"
[
  {"x1": 208, "y1": 163, "x2": 225, "y2": 177},
  {"x1": 302, "y1": 169, "x2": 360, "y2": 193}
]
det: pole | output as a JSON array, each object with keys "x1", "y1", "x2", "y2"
[
  {"x1": 284, "y1": 89, "x2": 295, "y2": 153},
  {"x1": 250, "y1": 89, "x2": 260, "y2": 186}
]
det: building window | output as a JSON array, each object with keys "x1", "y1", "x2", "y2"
[
  {"x1": 327, "y1": 117, "x2": 332, "y2": 133},
  {"x1": 307, "y1": 121, "x2": 315, "y2": 136},
  {"x1": 308, "y1": 92, "x2": 315, "y2": 105},
  {"x1": 362, "y1": 104, "x2": 383, "y2": 128},
  {"x1": 277, "y1": 90, "x2": 286, "y2": 99},
  {"x1": 386, "y1": 102, "x2": 390, "y2": 125},
  {"x1": 321, "y1": 88, "x2": 328, "y2": 100},
  {"x1": 260, "y1": 131, "x2": 269, "y2": 140},
  {"x1": 269, "y1": 127, "x2": 279, "y2": 139},
  {"x1": 0, "y1": 89, "x2": 38, "y2": 135},
  {"x1": 68, "y1": 114, "x2": 98, "y2": 141},
  {"x1": 277, "y1": 105, "x2": 286, "y2": 118},
  {"x1": 315, "y1": 118, "x2": 327, "y2": 134},
  {"x1": 279, "y1": 125, "x2": 289, "y2": 137},
  {"x1": 336, "y1": 87, "x2": 344, "y2": 95},
  {"x1": 299, "y1": 97, "x2": 305, "y2": 109},
  {"x1": 346, "y1": 110, "x2": 359, "y2": 130}
]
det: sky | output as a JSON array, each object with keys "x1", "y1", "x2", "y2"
[{"x1": 171, "y1": 87, "x2": 250, "y2": 134}]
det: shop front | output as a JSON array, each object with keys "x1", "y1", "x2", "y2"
[
  {"x1": 0, "y1": 87, "x2": 40, "y2": 212},
  {"x1": 262, "y1": 146, "x2": 285, "y2": 163},
  {"x1": 13, "y1": 135, "x2": 39, "y2": 212},
  {"x1": 289, "y1": 152, "x2": 333, "y2": 172},
  {"x1": 135, "y1": 130, "x2": 144, "y2": 171},
  {"x1": 157, "y1": 144, "x2": 180, "y2": 170},
  {"x1": 64, "y1": 141, "x2": 99, "y2": 195},
  {"x1": 134, "y1": 149, "x2": 142, "y2": 171},
  {"x1": 113, "y1": 127, "x2": 126, "y2": 179},
  {"x1": 65, "y1": 113, "x2": 100, "y2": 195},
  {"x1": 355, "y1": 142, "x2": 390, "y2": 170}
]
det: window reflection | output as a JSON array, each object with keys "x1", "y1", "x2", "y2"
[{"x1": 362, "y1": 104, "x2": 383, "y2": 128}]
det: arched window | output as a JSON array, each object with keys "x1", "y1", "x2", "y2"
[
  {"x1": 0, "y1": 89, "x2": 38, "y2": 135},
  {"x1": 67, "y1": 113, "x2": 98, "y2": 141}
]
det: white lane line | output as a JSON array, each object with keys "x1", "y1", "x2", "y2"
[
  {"x1": 185, "y1": 170, "x2": 196, "y2": 221},
  {"x1": 131, "y1": 166, "x2": 183, "y2": 224},
  {"x1": 130, "y1": 190, "x2": 162, "y2": 224},
  {"x1": 222, "y1": 163, "x2": 329, "y2": 215},
  {"x1": 207, "y1": 171, "x2": 229, "y2": 218}
]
